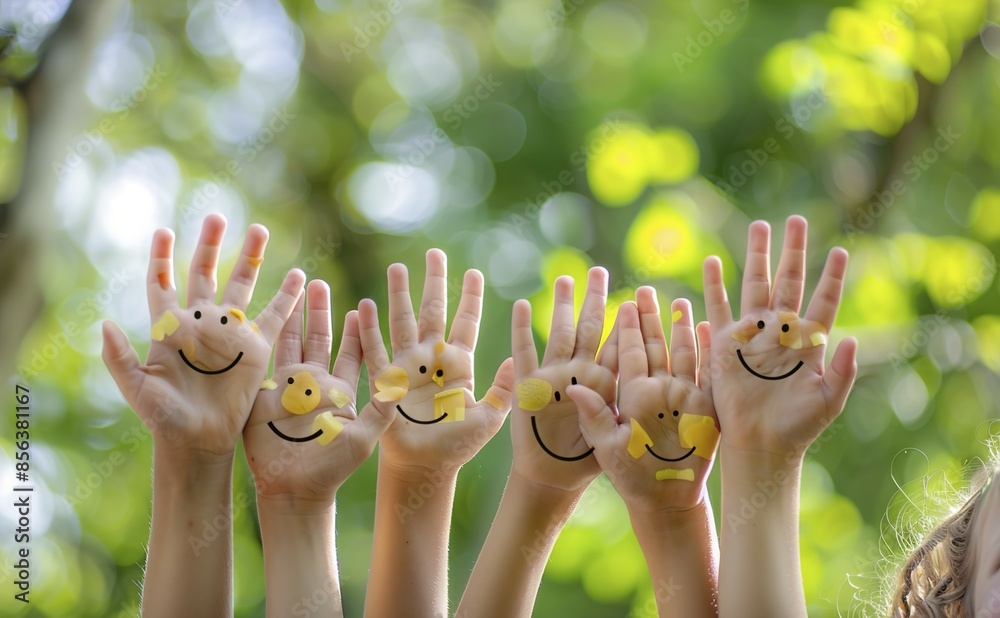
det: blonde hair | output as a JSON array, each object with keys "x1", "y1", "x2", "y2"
[{"x1": 888, "y1": 468, "x2": 993, "y2": 617}]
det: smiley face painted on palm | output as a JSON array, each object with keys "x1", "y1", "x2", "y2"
[
  {"x1": 151, "y1": 306, "x2": 257, "y2": 375},
  {"x1": 260, "y1": 369, "x2": 352, "y2": 445},
  {"x1": 517, "y1": 375, "x2": 594, "y2": 462},
  {"x1": 626, "y1": 406, "x2": 720, "y2": 482},
  {"x1": 374, "y1": 341, "x2": 473, "y2": 426},
  {"x1": 731, "y1": 311, "x2": 827, "y2": 381}
]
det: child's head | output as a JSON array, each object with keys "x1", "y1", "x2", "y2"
[{"x1": 890, "y1": 465, "x2": 999, "y2": 617}]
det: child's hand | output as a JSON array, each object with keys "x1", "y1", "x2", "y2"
[
  {"x1": 101, "y1": 214, "x2": 304, "y2": 462},
  {"x1": 243, "y1": 280, "x2": 394, "y2": 501},
  {"x1": 702, "y1": 216, "x2": 857, "y2": 458},
  {"x1": 509, "y1": 268, "x2": 616, "y2": 493},
  {"x1": 569, "y1": 289, "x2": 718, "y2": 513},
  {"x1": 358, "y1": 249, "x2": 514, "y2": 474}
]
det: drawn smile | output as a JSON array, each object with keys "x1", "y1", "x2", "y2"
[
  {"x1": 396, "y1": 404, "x2": 447, "y2": 425},
  {"x1": 531, "y1": 416, "x2": 594, "y2": 462},
  {"x1": 736, "y1": 350, "x2": 803, "y2": 381},
  {"x1": 267, "y1": 421, "x2": 323, "y2": 443},
  {"x1": 178, "y1": 350, "x2": 244, "y2": 375},
  {"x1": 644, "y1": 444, "x2": 696, "y2": 462}
]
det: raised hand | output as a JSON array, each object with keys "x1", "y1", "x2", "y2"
[
  {"x1": 243, "y1": 280, "x2": 394, "y2": 500},
  {"x1": 703, "y1": 216, "x2": 857, "y2": 458},
  {"x1": 102, "y1": 214, "x2": 305, "y2": 461},
  {"x1": 357, "y1": 249, "x2": 514, "y2": 472},
  {"x1": 509, "y1": 267, "x2": 616, "y2": 493},
  {"x1": 570, "y1": 289, "x2": 718, "y2": 513}
]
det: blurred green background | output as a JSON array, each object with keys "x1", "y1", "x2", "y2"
[{"x1": 2, "y1": 0, "x2": 1000, "y2": 615}]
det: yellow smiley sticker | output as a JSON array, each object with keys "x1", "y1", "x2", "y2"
[{"x1": 281, "y1": 372, "x2": 321, "y2": 415}]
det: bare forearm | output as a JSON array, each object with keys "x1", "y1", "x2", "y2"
[
  {"x1": 258, "y1": 496, "x2": 341, "y2": 617},
  {"x1": 144, "y1": 451, "x2": 234, "y2": 618},
  {"x1": 365, "y1": 461, "x2": 457, "y2": 618},
  {"x1": 630, "y1": 499, "x2": 719, "y2": 617},
  {"x1": 719, "y1": 449, "x2": 804, "y2": 618},
  {"x1": 457, "y1": 472, "x2": 582, "y2": 618}
]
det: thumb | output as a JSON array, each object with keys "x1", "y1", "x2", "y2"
[
  {"x1": 102, "y1": 321, "x2": 145, "y2": 407},
  {"x1": 566, "y1": 384, "x2": 617, "y2": 452},
  {"x1": 822, "y1": 336, "x2": 857, "y2": 420},
  {"x1": 475, "y1": 357, "x2": 514, "y2": 428}
]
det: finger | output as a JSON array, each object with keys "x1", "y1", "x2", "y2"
[
  {"x1": 358, "y1": 298, "x2": 391, "y2": 378},
  {"x1": 542, "y1": 276, "x2": 576, "y2": 365},
  {"x1": 702, "y1": 257, "x2": 732, "y2": 327},
  {"x1": 821, "y1": 336, "x2": 858, "y2": 420},
  {"x1": 448, "y1": 269, "x2": 484, "y2": 352},
  {"x1": 417, "y1": 249, "x2": 448, "y2": 342},
  {"x1": 573, "y1": 267, "x2": 608, "y2": 360},
  {"x1": 596, "y1": 313, "x2": 619, "y2": 375},
  {"x1": 275, "y1": 289, "x2": 305, "y2": 368},
  {"x1": 102, "y1": 321, "x2": 145, "y2": 406},
  {"x1": 351, "y1": 401, "x2": 397, "y2": 455},
  {"x1": 303, "y1": 280, "x2": 333, "y2": 369},
  {"x1": 476, "y1": 358, "x2": 515, "y2": 432},
  {"x1": 146, "y1": 228, "x2": 178, "y2": 319},
  {"x1": 332, "y1": 310, "x2": 363, "y2": 391},
  {"x1": 567, "y1": 384, "x2": 619, "y2": 454},
  {"x1": 695, "y1": 321, "x2": 712, "y2": 392},
  {"x1": 617, "y1": 302, "x2": 648, "y2": 385},
  {"x1": 770, "y1": 215, "x2": 807, "y2": 312},
  {"x1": 635, "y1": 286, "x2": 668, "y2": 374},
  {"x1": 253, "y1": 269, "x2": 306, "y2": 345},
  {"x1": 186, "y1": 213, "x2": 227, "y2": 305},
  {"x1": 740, "y1": 220, "x2": 771, "y2": 314},
  {"x1": 668, "y1": 299, "x2": 697, "y2": 380},
  {"x1": 221, "y1": 223, "x2": 269, "y2": 309},
  {"x1": 387, "y1": 263, "x2": 418, "y2": 354},
  {"x1": 804, "y1": 247, "x2": 849, "y2": 331},
  {"x1": 511, "y1": 299, "x2": 539, "y2": 377}
]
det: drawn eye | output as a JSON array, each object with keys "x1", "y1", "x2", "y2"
[
  {"x1": 221, "y1": 316, "x2": 228, "y2": 325},
  {"x1": 436, "y1": 369, "x2": 444, "y2": 378},
  {"x1": 194, "y1": 311, "x2": 202, "y2": 319},
  {"x1": 305, "y1": 389, "x2": 312, "y2": 396},
  {"x1": 673, "y1": 410, "x2": 679, "y2": 417},
  {"x1": 287, "y1": 377, "x2": 294, "y2": 384},
  {"x1": 658, "y1": 412, "x2": 664, "y2": 419},
  {"x1": 571, "y1": 376, "x2": 578, "y2": 385},
  {"x1": 781, "y1": 324, "x2": 790, "y2": 332},
  {"x1": 419, "y1": 366, "x2": 427, "y2": 374},
  {"x1": 554, "y1": 391, "x2": 561, "y2": 402},
  {"x1": 756, "y1": 320, "x2": 765, "y2": 329}
]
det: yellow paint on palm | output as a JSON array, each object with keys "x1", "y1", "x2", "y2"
[
  {"x1": 435, "y1": 388, "x2": 466, "y2": 422},
  {"x1": 228, "y1": 308, "x2": 247, "y2": 323},
  {"x1": 150, "y1": 310, "x2": 180, "y2": 341},
  {"x1": 627, "y1": 418, "x2": 652, "y2": 459},
  {"x1": 655, "y1": 468, "x2": 694, "y2": 481},
  {"x1": 328, "y1": 388, "x2": 350, "y2": 408},
  {"x1": 281, "y1": 372, "x2": 321, "y2": 414},
  {"x1": 374, "y1": 366, "x2": 409, "y2": 402},
  {"x1": 678, "y1": 414, "x2": 720, "y2": 460},
  {"x1": 515, "y1": 379, "x2": 552, "y2": 412},
  {"x1": 778, "y1": 311, "x2": 828, "y2": 349},
  {"x1": 261, "y1": 379, "x2": 278, "y2": 390},
  {"x1": 312, "y1": 411, "x2": 343, "y2": 446},
  {"x1": 731, "y1": 320, "x2": 759, "y2": 344}
]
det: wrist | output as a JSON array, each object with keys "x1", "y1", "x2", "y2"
[
  {"x1": 256, "y1": 493, "x2": 337, "y2": 518},
  {"x1": 379, "y1": 457, "x2": 461, "y2": 487},
  {"x1": 153, "y1": 447, "x2": 234, "y2": 496},
  {"x1": 721, "y1": 445, "x2": 803, "y2": 482},
  {"x1": 507, "y1": 469, "x2": 586, "y2": 514},
  {"x1": 627, "y1": 493, "x2": 711, "y2": 532}
]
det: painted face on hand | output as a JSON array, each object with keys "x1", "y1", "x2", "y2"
[
  {"x1": 517, "y1": 376, "x2": 594, "y2": 462},
  {"x1": 261, "y1": 370, "x2": 350, "y2": 445},
  {"x1": 732, "y1": 311, "x2": 827, "y2": 381},
  {"x1": 375, "y1": 341, "x2": 468, "y2": 425},
  {"x1": 152, "y1": 307, "x2": 251, "y2": 375},
  {"x1": 626, "y1": 412, "x2": 720, "y2": 482}
]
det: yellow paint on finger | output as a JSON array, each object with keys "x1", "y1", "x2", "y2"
[
  {"x1": 436, "y1": 388, "x2": 466, "y2": 422},
  {"x1": 515, "y1": 379, "x2": 552, "y2": 412},
  {"x1": 328, "y1": 388, "x2": 350, "y2": 408},
  {"x1": 809, "y1": 330, "x2": 828, "y2": 347},
  {"x1": 678, "y1": 414, "x2": 720, "y2": 461},
  {"x1": 312, "y1": 411, "x2": 344, "y2": 446},
  {"x1": 282, "y1": 372, "x2": 321, "y2": 414},
  {"x1": 261, "y1": 379, "x2": 278, "y2": 390},
  {"x1": 151, "y1": 310, "x2": 180, "y2": 341},
  {"x1": 434, "y1": 340, "x2": 446, "y2": 355},
  {"x1": 627, "y1": 418, "x2": 652, "y2": 459},
  {"x1": 671, "y1": 310, "x2": 683, "y2": 323},
  {"x1": 656, "y1": 468, "x2": 695, "y2": 481},
  {"x1": 483, "y1": 392, "x2": 505, "y2": 410},
  {"x1": 228, "y1": 308, "x2": 247, "y2": 323},
  {"x1": 247, "y1": 256, "x2": 263, "y2": 267}
]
